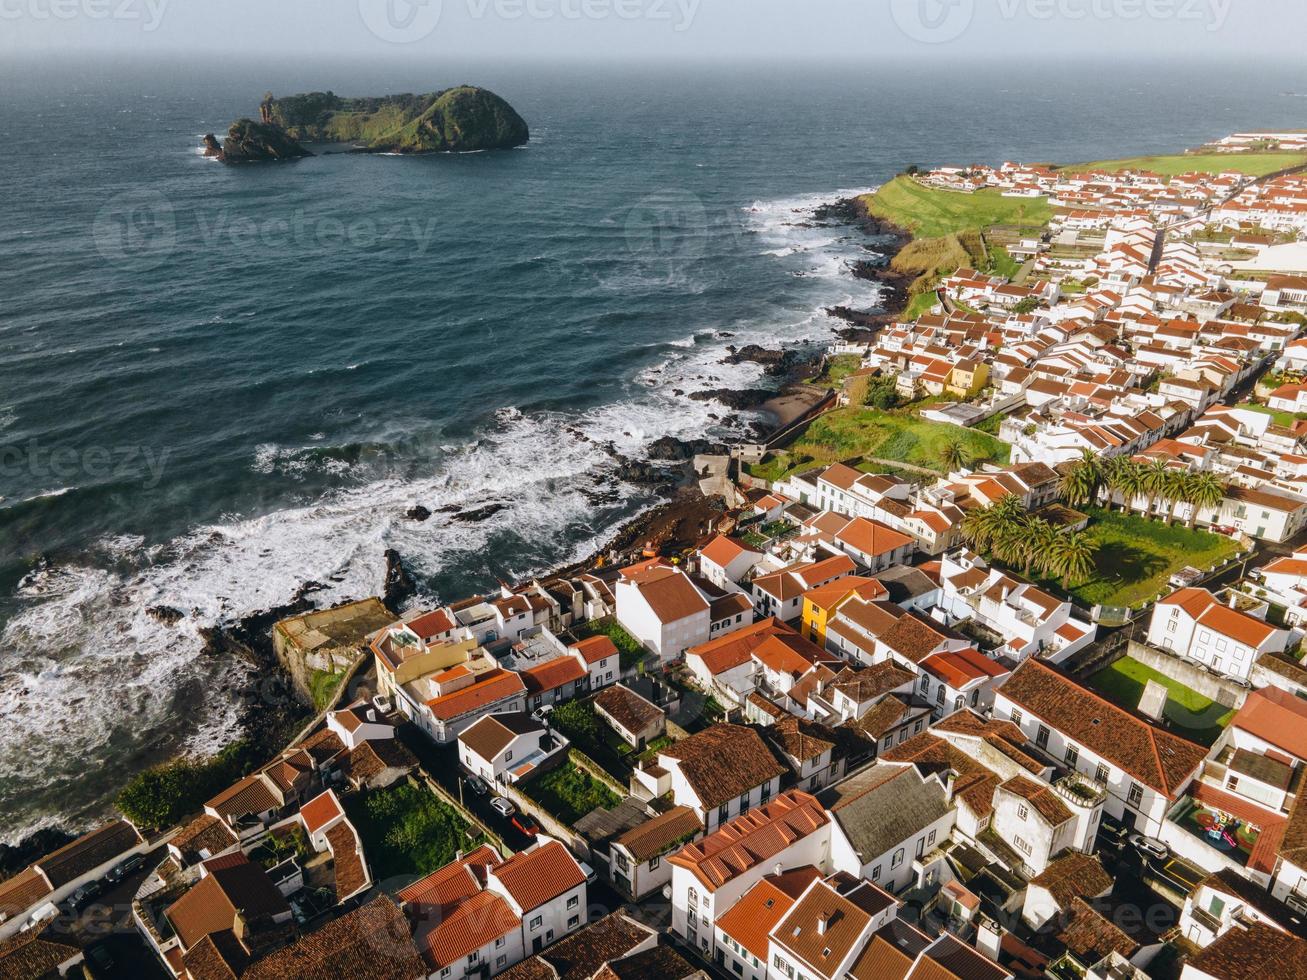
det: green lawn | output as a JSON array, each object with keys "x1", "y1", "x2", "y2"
[
  {"x1": 308, "y1": 668, "x2": 346, "y2": 712},
  {"x1": 526, "y1": 762, "x2": 620, "y2": 824},
  {"x1": 1086, "y1": 657, "x2": 1235, "y2": 745},
  {"x1": 1075, "y1": 151, "x2": 1307, "y2": 177},
  {"x1": 987, "y1": 245, "x2": 1023, "y2": 280},
  {"x1": 808, "y1": 354, "x2": 863, "y2": 387},
  {"x1": 788, "y1": 407, "x2": 1010, "y2": 473},
  {"x1": 1242, "y1": 403, "x2": 1307, "y2": 428},
  {"x1": 345, "y1": 782, "x2": 470, "y2": 881},
  {"x1": 1052, "y1": 508, "x2": 1241, "y2": 609},
  {"x1": 862, "y1": 177, "x2": 1051, "y2": 239}
]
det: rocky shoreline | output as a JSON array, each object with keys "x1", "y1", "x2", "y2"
[
  {"x1": 814, "y1": 195, "x2": 919, "y2": 343},
  {"x1": 9, "y1": 189, "x2": 889, "y2": 859}
]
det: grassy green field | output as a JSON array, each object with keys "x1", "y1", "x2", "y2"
[
  {"x1": 1049, "y1": 508, "x2": 1240, "y2": 609},
  {"x1": 527, "y1": 762, "x2": 620, "y2": 824},
  {"x1": 345, "y1": 782, "x2": 470, "y2": 881},
  {"x1": 1086, "y1": 657, "x2": 1234, "y2": 745},
  {"x1": 808, "y1": 353, "x2": 864, "y2": 387},
  {"x1": 1075, "y1": 151, "x2": 1307, "y2": 177},
  {"x1": 750, "y1": 408, "x2": 1009, "y2": 482},
  {"x1": 862, "y1": 176, "x2": 1051, "y2": 239}
]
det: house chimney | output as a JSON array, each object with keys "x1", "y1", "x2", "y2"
[
  {"x1": 944, "y1": 768, "x2": 959, "y2": 802},
  {"x1": 817, "y1": 914, "x2": 828, "y2": 936},
  {"x1": 975, "y1": 914, "x2": 1002, "y2": 962}
]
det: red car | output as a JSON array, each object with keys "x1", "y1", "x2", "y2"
[{"x1": 512, "y1": 815, "x2": 540, "y2": 838}]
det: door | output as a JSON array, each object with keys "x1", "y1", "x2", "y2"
[
  {"x1": 532, "y1": 938, "x2": 543, "y2": 954},
  {"x1": 916, "y1": 837, "x2": 926, "y2": 859}
]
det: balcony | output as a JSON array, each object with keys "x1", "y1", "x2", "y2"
[{"x1": 1055, "y1": 774, "x2": 1108, "y2": 809}]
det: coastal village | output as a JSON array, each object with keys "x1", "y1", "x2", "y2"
[{"x1": 9, "y1": 131, "x2": 1307, "y2": 980}]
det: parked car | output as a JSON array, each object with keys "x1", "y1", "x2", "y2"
[
  {"x1": 512, "y1": 815, "x2": 540, "y2": 838},
  {"x1": 532, "y1": 704, "x2": 554, "y2": 722},
  {"x1": 22, "y1": 903, "x2": 59, "y2": 932},
  {"x1": 106, "y1": 853, "x2": 145, "y2": 884},
  {"x1": 579, "y1": 860, "x2": 598, "y2": 884},
  {"x1": 464, "y1": 776, "x2": 489, "y2": 797},
  {"x1": 66, "y1": 881, "x2": 102, "y2": 911},
  {"x1": 372, "y1": 694, "x2": 393, "y2": 715},
  {"x1": 490, "y1": 797, "x2": 516, "y2": 818},
  {"x1": 1128, "y1": 833, "x2": 1170, "y2": 861},
  {"x1": 1168, "y1": 566, "x2": 1204, "y2": 589},
  {"x1": 87, "y1": 944, "x2": 115, "y2": 972}
]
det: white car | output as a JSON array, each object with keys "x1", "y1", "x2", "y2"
[
  {"x1": 491, "y1": 797, "x2": 516, "y2": 818},
  {"x1": 579, "y1": 861, "x2": 597, "y2": 884},
  {"x1": 1128, "y1": 833, "x2": 1169, "y2": 861}
]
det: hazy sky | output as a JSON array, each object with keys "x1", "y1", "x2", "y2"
[{"x1": 1, "y1": 0, "x2": 1304, "y2": 61}]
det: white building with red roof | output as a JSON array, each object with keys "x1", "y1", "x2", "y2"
[
  {"x1": 919, "y1": 647, "x2": 1012, "y2": 719},
  {"x1": 615, "y1": 564, "x2": 712, "y2": 661},
  {"x1": 698, "y1": 535, "x2": 763, "y2": 590},
  {"x1": 1148, "y1": 587, "x2": 1289, "y2": 683},
  {"x1": 398, "y1": 838, "x2": 587, "y2": 980}
]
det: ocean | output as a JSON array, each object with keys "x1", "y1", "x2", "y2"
[{"x1": 1, "y1": 55, "x2": 1304, "y2": 842}]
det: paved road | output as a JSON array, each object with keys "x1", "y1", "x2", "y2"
[{"x1": 39, "y1": 846, "x2": 170, "y2": 979}]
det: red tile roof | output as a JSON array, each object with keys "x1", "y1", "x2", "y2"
[
  {"x1": 1231, "y1": 687, "x2": 1307, "y2": 762},
  {"x1": 920, "y1": 648, "x2": 1009, "y2": 689},
  {"x1": 491, "y1": 840, "x2": 585, "y2": 912},
  {"x1": 426, "y1": 669, "x2": 526, "y2": 721},
  {"x1": 571, "y1": 635, "x2": 619, "y2": 665},
  {"x1": 520, "y1": 655, "x2": 586, "y2": 694},
  {"x1": 700, "y1": 535, "x2": 761, "y2": 568},
  {"x1": 300, "y1": 790, "x2": 343, "y2": 835}
]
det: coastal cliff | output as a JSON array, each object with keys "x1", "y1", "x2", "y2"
[
  {"x1": 203, "y1": 86, "x2": 529, "y2": 162},
  {"x1": 265, "y1": 86, "x2": 529, "y2": 153}
]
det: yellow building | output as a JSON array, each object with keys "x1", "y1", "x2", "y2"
[
  {"x1": 947, "y1": 358, "x2": 990, "y2": 398},
  {"x1": 800, "y1": 576, "x2": 888, "y2": 645}
]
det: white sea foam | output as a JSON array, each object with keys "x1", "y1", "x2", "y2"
[{"x1": 0, "y1": 185, "x2": 886, "y2": 843}]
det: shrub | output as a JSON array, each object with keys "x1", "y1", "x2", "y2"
[{"x1": 116, "y1": 742, "x2": 254, "y2": 831}]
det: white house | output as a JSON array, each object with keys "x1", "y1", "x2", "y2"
[
  {"x1": 1147, "y1": 587, "x2": 1289, "y2": 683},
  {"x1": 326, "y1": 700, "x2": 395, "y2": 750},
  {"x1": 698, "y1": 535, "x2": 763, "y2": 590},
  {"x1": 993, "y1": 660, "x2": 1208, "y2": 837},
  {"x1": 615, "y1": 565, "x2": 712, "y2": 661},
  {"x1": 607, "y1": 805, "x2": 703, "y2": 901},
  {"x1": 458, "y1": 712, "x2": 565, "y2": 786}
]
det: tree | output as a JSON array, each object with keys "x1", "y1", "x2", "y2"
[
  {"x1": 1059, "y1": 449, "x2": 1102, "y2": 509},
  {"x1": 1048, "y1": 530, "x2": 1099, "y2": 590},
  {"x1": 1108, "y1": 458, "x2": 1144, "y2": 515},
  {"x1": 1162, "y1": 470, "x2": 1191, "y2": 527},
  {"x1": 940, "y1": 439, "x2": 971, "y2": 473},
  {"x1": 549, "y1": 700, "x2": 603, "y2": 747},
  {"x1": 1141, "y1": 458, "x2": 1174, "y2": 522},
  {"x1": 1185, "y1": 471, "x2": 1227, "y2": 530}
]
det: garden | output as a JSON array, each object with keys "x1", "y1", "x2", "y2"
[
  {"x1": 344, "y1": 781, "x2": 471, "y2": 882},
  {"x1": 523, "y1": 761, "x2": 621, "y2": 825}
]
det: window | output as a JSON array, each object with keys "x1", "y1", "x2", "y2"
[
  {"x1": 892, "y1": 848, "x2": 905, "y2": 868},
  {"x1": 616, "y1": 853, "x2": 630, "y2": 872},
  {"x1": 936, "y1": 686, "x2": 945, "y2": 706},
  {"x1": 954, "y1": 696, "x2": 964, "y2": 711},
  {"x1": 732, "y1": 963, "x2": 743, "y2": 976},
  {"x1": 567, "y1": 896, "x2": 579, "y2": 910},
  {"x1": 882, "y1": 735, "x2": 893, "y2": 750},
  {"x1": 761, "y1": 781, "x2": 772, "y2": 802},
  {"x1": 1096, "y1": 763, "x2": 1110, "y2": 785},
  {"x1": 441, "y1": 970, "x2": 451, "y2": 979},
  {"x1": 689, "y1": 910, "x2": 697, "y2": 925},
  {"x1": 530, "y1": 916, "x2": 543, "y2": 931},
  {"x1": 927, "y1": 829, "x2": 936, "y2": 846},
  {"x1": 718, "y1": 804, "x2": 730, "y2": 823},
  {"x1": 914, "y1": 719, "x2": 924, "y2": 733},
  {"x1": 1065, "y1": 745, "x2": 1079, "y2": 768},
  {"x1": 1011, "y1": 709, "x2": 1022, "y2": 726},
  {"x1": 1199, "y1": 630, "x2": 1211, "y2": 644},
  {"x1": 871, "y1": 864, "x2": 881, "y2": 880},
  {"x1": 970, "y1": 690, "x2": 979, "y2": 707},
  {"x1": 1227, "y1": 775, "x2": 1240, "y2": 791},
  {"x1": 650, "y1": 855, "x2": 661, "y2": 870},
  {"x1": 1036, "y1": 724, "x2": 1050, "y2": 749},
  {"x1": 495, "y1": 936, "x2": 505, "y2": 949},
  {"x1": 1216, "y1": 638, "x2": 1228, "y2": 652},
  {"x1": 1166, "y1": 619, "x2": 1176, "y2": 633},
  {"x1": 505, "y1": 750, "x2": 513, "y2": 762},
  {"x1": 497, "y1": 956, "x2": 507, "y2": 968},
  {"x1": 1128, "y1": 782, "x2": 1144, "y2": 808},
  {"x1": 468, "y1": 952, "x2": 479, "y2": 964},
  {"x1": 1014, "y1": 835, "x2": 1033, "y2": 857},
  {"x1": 1018, "y1": 803, "x2": 1029, "y2": 821},
  {"x1": 920, "y1": 675, "x2": 930, "y2": 692},
  {"x1": 567, "y1": 914, "x2": 580, "y2": 928}
]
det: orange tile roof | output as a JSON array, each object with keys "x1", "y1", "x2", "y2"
[
  {"x1": 667, "y1": 790, "x2": 828, "y2": 892},
  {"x1": 920, "y1": 648, "x2": 1010, "y2": 689},
  {"x1": 300, "y1": 790, "x2": 343, "y2": 835},
  {"x1": 687, "y1": 618, "x2": 796, "y2": 674},
  {"x1": 836, "y1": 518, "x2": 915, "y2": 558},
  {"x1": 521, "y1": 655, "x2": 587, "y2": 694},
  {"x1": 715, "y1": 870, "x2": 821, "y2": 962},
  {"x1": 1231, "y1": 687, "x2": 1307, "y2": 761},
  {"x1": 571, "y1": 635, "x2": 619, "y2": 664},
  {"x1": 398, "y1": 845, "x2": 501, "y2": 914},
  {"x1": 491, "y1": 840, "x2": 585, "y2": 912},
  {"x1": 422, "y1": 889, "x2": 520, "y2": 968},
  {"x1": 700, "y1": 535, "x2": 761, "y2": 568},
  {"x1": 426, "y1": 669, "x2": 526, "y2": 721},
  {"x1": 1195, "y1": 603, "x2": 1278, "y2": 649}
]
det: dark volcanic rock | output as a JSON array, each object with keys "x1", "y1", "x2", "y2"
[
  {"x1": 215, "y1": 119, "x2": 312, "y2": 163},
  {"x1": 722, "y1": 345, "x2": 806, "y2": 378},
  {"x1": 383, "y1": 548, "x2": 418, "y2": 612},
  {"x1": 452, "y1": 503, "x2": 508, "y2": 523},
  {"x1": 688, "y1": 388, "x2": 774, "y2": 410},
  {"x1": 201, "y1": 133, "x2": 223, "y2": 158},
  {"x1": 0, "y1": 828, "x2": 76, "y2": 881},
  {"x1": 406, "y1": 505, "x2": 432, "y2": 522},
  {"x1": 147, "y1": 605, "x2": 185, "y2": 627},
  {"x1": 645, "y1": 436, "x2": 730, "y2": 461}
]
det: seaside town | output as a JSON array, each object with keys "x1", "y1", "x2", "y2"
[{"x1": 9, "y1": 131, "x2": 1307, "y2": 980}]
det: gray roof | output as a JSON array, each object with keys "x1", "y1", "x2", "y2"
[
  {"x1": 818, "y1": 764, "x2": 950, "y2": 862},
  {"x1": 875, "y1": 565, "x2": 939, "y2": 604}
]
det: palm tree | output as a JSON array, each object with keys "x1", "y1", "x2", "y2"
[
  {"x1": 1161, "y1": 470, "x2": 1191, "y2": 527},
  {"x1": 961, "y1": 495, "x2": 1027, "y2": 556},
  {"x1": 1106, "y1": 457, "x2": 1142, "y2": 515},
  {"x1": 1025, "y1": 519, "x2": 1059, "y2": 578},
  {"x1": 1185, "y1": 471, "x2": 1227, "y2": 531},
  {"x1": 1048, "y1": 530, "x2": 1099, "y2": 590},
  {"x1": 940, "y1": 439, "x2": 971, "y2": 473},
  {"x1": 1059, "y1": 449, "x2": 1102, "y2": 509},
  {"x1": 1141, "y1": 458, "x2": 1173, "y2": 522}
]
